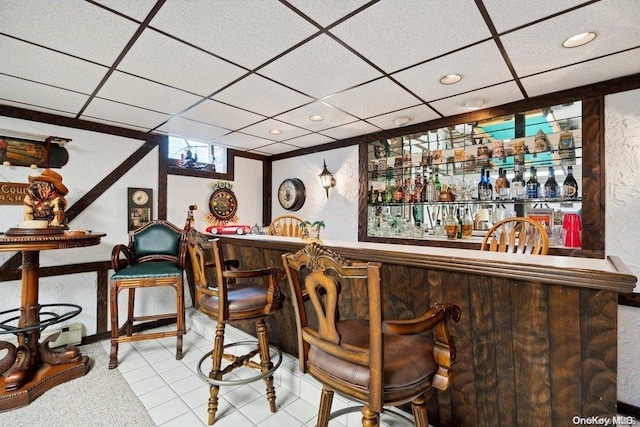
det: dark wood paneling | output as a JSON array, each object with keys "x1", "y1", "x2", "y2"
[
  {"x1": 548, "y1": 285, "x2": 581, "y2": 424},
  {"x1": 581, "y1": 97, "x2": 605, "y2": 255},
  {"x1": 491, "y1": 277, "x2": 517, "y2": 427},
  {"x1": 580, "y1": 289, "x2": 618, "y2": 417}
]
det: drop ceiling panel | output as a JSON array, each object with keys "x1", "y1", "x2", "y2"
[
  {"x1": 149, "y1": 0, "x2": 318, "y2": 70},
  {"x1": 320, "y1": 120, "x2": 381, "y2": 140},
  {"x1": 393, "y1": 41, "x2": 513, "y2": 102},
  {"x1": 258, "y1": 34, "x2": 382, "y2": 99},
  {"x1": 501, "y1": 0, "x2": 640, "y2": 78},
  {"x1": 521, "y1": 48, "x2": 640, "y2": 97},
  {"x1": 156, "y1": 117, "x2": 229, "y2": 142},
  {"x1": 429, "y1": 82, "x2": 524, "y2": 117},
  {"x1": 81, "y1": 98, "x2": 171, "y2": 131},
  {"x1": 96, "y1": 71, "x2": 204, "y2": 115},
  {"x1": 482, "y1": 0, "x2": 591, "y2": 33},
  {"x1": 250, "y1": 142, "x2": 302, "y2": 155},
  {"x1": 0, "y1": 74, "x2": 89, "y2": 115},
  {"x1": 0, "y1": 0, "x2": 139, "y2": 66},
  {"x1": 179, "y1": 99, "x2": 265, "y2": 131},
  {"x1": 116, "y1": 29, "x2": 248, "y2": 97},
  {"x1": 286, "y1": 0, "x2": 372, "y2": 27},
  {"x1": 93, "y1": 0, "x2": 158, "y2": 22},
  {"x1": 274, "y1": 101, "x2": 359, "y2": 132},
  {"x1": 329, "y1": 0, "x2": 491, "y2": 73},
  {"x1": 212, "y1": 74, "x2": 313, "y2": 117},
  {"x1": 0, "y1": 36, "x2": 109, "y2": 94},
  {"x1": 214, "y1": 132, "x2": 276, "y2": 151},
  {"x1": 366, "y1": 105, "x2": 440, "y2": 131},
  {"x1": 241, "y1": 119, "x2": 310, "y2": 142},
  {"x1": 322, "y1": 78, "x2": 421, "y2": 119},
  {"x1": 283, "y1": 133, "x2": 336, "y2": 149}
]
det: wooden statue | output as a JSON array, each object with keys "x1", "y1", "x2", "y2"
[{"x1": 23, "y1": 169, "x2": 68, "y2": 227}]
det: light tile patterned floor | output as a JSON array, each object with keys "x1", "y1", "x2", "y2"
[{"x1": 101, "y1": 307, "x2": 413, "y2": 427}]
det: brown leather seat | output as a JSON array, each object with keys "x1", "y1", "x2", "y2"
[
  {"x1": 282, "y1": 243, "x2": 460, "y2": 426},
  {"x1": 186, "y1": 230, "x2": 285, "y2": 425},
  {"x1": 480, "y1": 216, "x2": 549, "y2": 254}
]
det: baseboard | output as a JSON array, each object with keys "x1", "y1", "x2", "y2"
[{"x1": 617, "y1": 401, "x2": 640, "y2": 419}]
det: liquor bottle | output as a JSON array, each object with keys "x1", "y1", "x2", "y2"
[
  {"x1": 511, "y1": 165, "x2": 525, "y2": 200},
  {"x1": 526, "y1": 166, "x2": 539, "y2": 199},
  {"x1": 393, "y1": 179, "x2": 404, "y2": 202},
  {"x1": 413, "y1": 175, "x2": 423, "y2": 202},
  {"x1": 368, "y1": 185, "x2": 375, "y2": 204},
  {"x1": 477, "y1": 168, "x2": 486, "y2": 200},
  {"x1": 462, "y1": 207, "x2": 474, "y2": 239},
  {"x1": 494, "y1": 168, "x2": 510, "y2": 200},
  {"x1": 433, "y1": 219, "x2": 445, "y2": 237},
  {"x1": 423, "y1": 172, "x2": 436, "y2": 202},
  {"x1": 484, "y1": 170, "x2": 493, "y2": 200},
  {"x1": 384, "y1": 183, "x2": 393, "y2": 203},
  {"x1": 562, "y1": 165, "x2": 579, "y2": 199},
  {"x1": 434, "y1": 173, "x2": 442, "y2": 192},
  {"x1": 543, "y1": 166, "x2": 558, "y2": 199},
  {"x1": 404, "y1": 178, "x2": 413, "y2": 203},
  {"x1": 457, "y1": 208, "x2": 463, "y2": 239}
]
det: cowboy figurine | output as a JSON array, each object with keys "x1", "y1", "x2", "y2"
[{"x1": 23, "y1": 169, "x2": 69, "y2": 227}]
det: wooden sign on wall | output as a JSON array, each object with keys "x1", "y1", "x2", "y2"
[{"x1": 0, "y1": 182, "x2": 29, "y2": 205}]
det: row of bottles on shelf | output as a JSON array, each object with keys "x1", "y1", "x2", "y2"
[{"x1": 368, "y1": 164, "x2": 579, "y2": 204}]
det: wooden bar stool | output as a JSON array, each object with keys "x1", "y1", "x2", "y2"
[
  {"x1": 109, "y1": 219, "x2": 189, "y2": 369},
  {"x1": 186, "y1": 230, "x2": 285, "y2": 425}
]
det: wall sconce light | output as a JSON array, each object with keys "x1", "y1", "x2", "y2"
[{"x1": 319, "y1": 159, "x2": 336, "y2": 198}]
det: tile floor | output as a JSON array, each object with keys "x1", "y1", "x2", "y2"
[{"x1": 101, "y1": 307, "x2": 412, "y2": 427}]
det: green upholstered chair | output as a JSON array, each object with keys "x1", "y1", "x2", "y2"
[{"x1": 109, "y1": 220, "x2": 188, "y2": 369}]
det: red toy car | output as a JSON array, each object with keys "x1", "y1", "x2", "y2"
[{"x1": 205, "y1": 224, "x2": 251, "y2": 235}]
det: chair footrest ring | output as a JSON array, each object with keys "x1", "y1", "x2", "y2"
[
  {"x1": 196, "y1": 340, "x2": 283, "y2": 387},
  {"x1": 326, "y1": 405, "x2": 414, "y2": 426}
]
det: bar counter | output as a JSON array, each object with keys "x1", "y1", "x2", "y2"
[{"x1": 210, "y1": 234, "x2": 636, "y2": 427}]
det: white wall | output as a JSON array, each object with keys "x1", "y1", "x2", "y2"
[
  {"x1": 272, "y1": 146, "x2": 359, "y2": 241},
  {"x1": 605, "y1": 88, "x2": 640, "y2": 407}
]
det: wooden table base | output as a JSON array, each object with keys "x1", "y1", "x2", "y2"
[{"x1": 0, "y1": 356, "x2": 89, "y2": 412}]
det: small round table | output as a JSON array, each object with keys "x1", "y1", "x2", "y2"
[{"x1": 0, "y1": 230, "x2": 105, "y2": 412}]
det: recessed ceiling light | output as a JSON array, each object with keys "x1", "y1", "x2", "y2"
[
  {"x1": 463, "y1": 98, "x2": 485, "y2": 110},
  {"x1": 562, "y1": 32, "x2": 596, "y2": 48},
  {"x1": 393, "y1": 117, "x2": 411, "y2": 126},
  {"x1": 269, "y1": 129, "x2": 282, "y2": 135},
  {"x1": 309, "y1": 115, "x2": 324, "y2": 121},
  {"x1": 440, "y1": 74, "x2": 462, "y2": 85}
]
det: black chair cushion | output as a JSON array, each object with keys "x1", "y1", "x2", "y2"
[
  {"x1": 111, "y1": 261, "x2": 182, "y2": 280},
  {"x1": 308, "y1": 319, "x2": 438, "y2": 392},
  {"x1": 134, "y1": 224, "x2": 181, "y2": 259}
]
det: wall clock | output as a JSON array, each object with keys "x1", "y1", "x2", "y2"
[
  {"x1": 209, "y1": 185, "x2": 239, "y2": 222},
  {"x1": 127, "y1": 187, "x2": 153, "y2": 231},
  {"x1": 278, "y1": 178, "x2": 305, "y2": 211}
]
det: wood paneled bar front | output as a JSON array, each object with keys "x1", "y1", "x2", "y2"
[{"x1": 209, "y1": 234, "x2": 636, "y2": 427}]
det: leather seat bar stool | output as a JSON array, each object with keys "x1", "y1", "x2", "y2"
[{"x1": 187, "y1": 230, "x2": 285, "y2": 425}]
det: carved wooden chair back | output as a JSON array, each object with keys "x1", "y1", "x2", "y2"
[
  {"x1": 268, "y1": 214, "x2": 304, "y2": 237},
  {"x1": 481, "y1": 216, "x2": 549, "y2": 255},
  {"x1": 282, "y1": 243, "x2": 460, "y2": 427}
]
